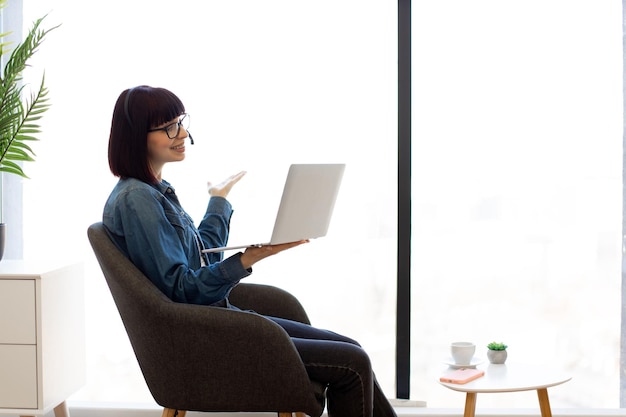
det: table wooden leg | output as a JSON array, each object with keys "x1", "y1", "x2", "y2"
[
  {"x1": 464, "y1": 392, "x2": 478, "y2": 417},
  {"x1": 537, "y1": 388, "x2": 552, "y2": 417},
  {"x1": 53, "y1": 401, "x2": 70, "y2": 417}
]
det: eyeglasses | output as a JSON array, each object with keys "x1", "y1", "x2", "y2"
[{"x1": 148, "y1": 114, "x2": 190, "y2": 139}]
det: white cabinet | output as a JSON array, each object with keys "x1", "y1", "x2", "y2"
[{"x1": 0, "y1": 261, "x2": 85, "y2": 417}]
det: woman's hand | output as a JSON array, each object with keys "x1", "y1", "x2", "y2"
[
  {"x1": 240, "y1": 240, "x2": 309, "y2": 269},
  {"x1": 208, "y1": 171, "x2": 246, "y2": 198}
]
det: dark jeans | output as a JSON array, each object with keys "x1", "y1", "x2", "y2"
[{"x1": 268, "y1": 316, "x2": 397, "y2": 417}]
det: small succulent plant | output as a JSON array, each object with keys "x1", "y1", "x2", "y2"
[{"x1": 487, "y1": 341, "x2": 507, "y2": 351}]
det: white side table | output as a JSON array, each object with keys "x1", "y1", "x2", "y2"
[
  {"x1": 0, "y1": 260, "x2": 85, "y2": 417},
  {"x1": 439, "y1": 363, "x2": 571, "y2": 417}
]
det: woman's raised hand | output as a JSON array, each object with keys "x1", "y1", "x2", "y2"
[{"x1": 207, "y1": 171, "x2": 247, "y2": 198}]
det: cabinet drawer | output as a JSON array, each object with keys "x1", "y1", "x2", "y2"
[
  {"x1": 0, "y1": 280, "x2": 36, "y2": 344},
  {"x1": 0, "y1": 344, "x2": 37, "y2": 409}
]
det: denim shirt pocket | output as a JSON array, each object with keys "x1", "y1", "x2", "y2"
[{"x1": 163, "y1": 208, "x2": 202, "y2": 269}]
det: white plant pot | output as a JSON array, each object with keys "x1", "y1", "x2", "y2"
[{"x1": 487, "y1": 349, "x2": 507, "y2": 364}]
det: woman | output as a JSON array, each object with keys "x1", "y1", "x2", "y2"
[{"x1": 103, "y1": 85, "x2": 397, "y2": 417}]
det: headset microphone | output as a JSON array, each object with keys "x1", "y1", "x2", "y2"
[{"x1": 188, "y1": 132, "x2": 194, "y2": 145}]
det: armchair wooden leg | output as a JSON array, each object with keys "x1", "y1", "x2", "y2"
[{"x1": 162, "y1": 409, "x2": 187, "y2": 417}]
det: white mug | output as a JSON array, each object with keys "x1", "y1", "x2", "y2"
[{"x1": 451, "y1": 341, "x2": 475, "y2": 365}]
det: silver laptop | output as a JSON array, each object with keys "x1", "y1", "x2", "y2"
[{"x1": 202, "y1": 163, "x2": 345, "y2": 253}]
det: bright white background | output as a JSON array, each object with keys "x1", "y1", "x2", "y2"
[
  {"x1": 15, "y1": 0, "x2": 624, "y2": 410},
  {"x1": 19, "y1": 0, "x2": 399, "y2": 406},
  {"x1": 410, "y1": 0, "x2": 623, "y2": 409}
]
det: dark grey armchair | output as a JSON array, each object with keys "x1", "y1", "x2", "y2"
[{"x1": 87, "y1": 222, "x2": 326, "y2": 417}]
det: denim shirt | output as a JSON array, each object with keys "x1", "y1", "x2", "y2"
[{"x1": 102, "y1": 178, "x2": 251, "y2": 306}]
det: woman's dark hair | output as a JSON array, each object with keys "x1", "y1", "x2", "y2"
[{"x1": 108, "y1": 85, "x2": 186, "y2": 184}]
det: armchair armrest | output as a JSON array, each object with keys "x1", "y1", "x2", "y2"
[{"x1": 229, "y1": 283, "x2": 311, "y2": 324}]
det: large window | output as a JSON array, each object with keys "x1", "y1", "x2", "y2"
[
  {"x1": 20, "y1": 0, "x2": 398, "y2": 403},
  {"x1": 411, "y1": 0, "x2": 623, "y2": 408},
  {"x1": 13, "y1": 0, "x2": 624, "y2": 410}
]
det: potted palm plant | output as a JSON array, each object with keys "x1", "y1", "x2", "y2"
[{"x1": 0, "y1": 0, "x2": 58, "y2": 260}]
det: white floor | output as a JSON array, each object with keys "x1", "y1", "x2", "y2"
[{"x1": 16, "y1": 402, "x2": 626, "y2": 417}]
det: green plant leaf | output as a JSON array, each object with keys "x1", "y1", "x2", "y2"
[
  {"x1": 0, "y1": 6, "x2": 58, "y2": 179},
  {"x1": 0, "y1": 159, "x2": 27, "y2": 178},
  {"x1": 486, "y1": 341, "x2": 508, "y2": 351}
]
